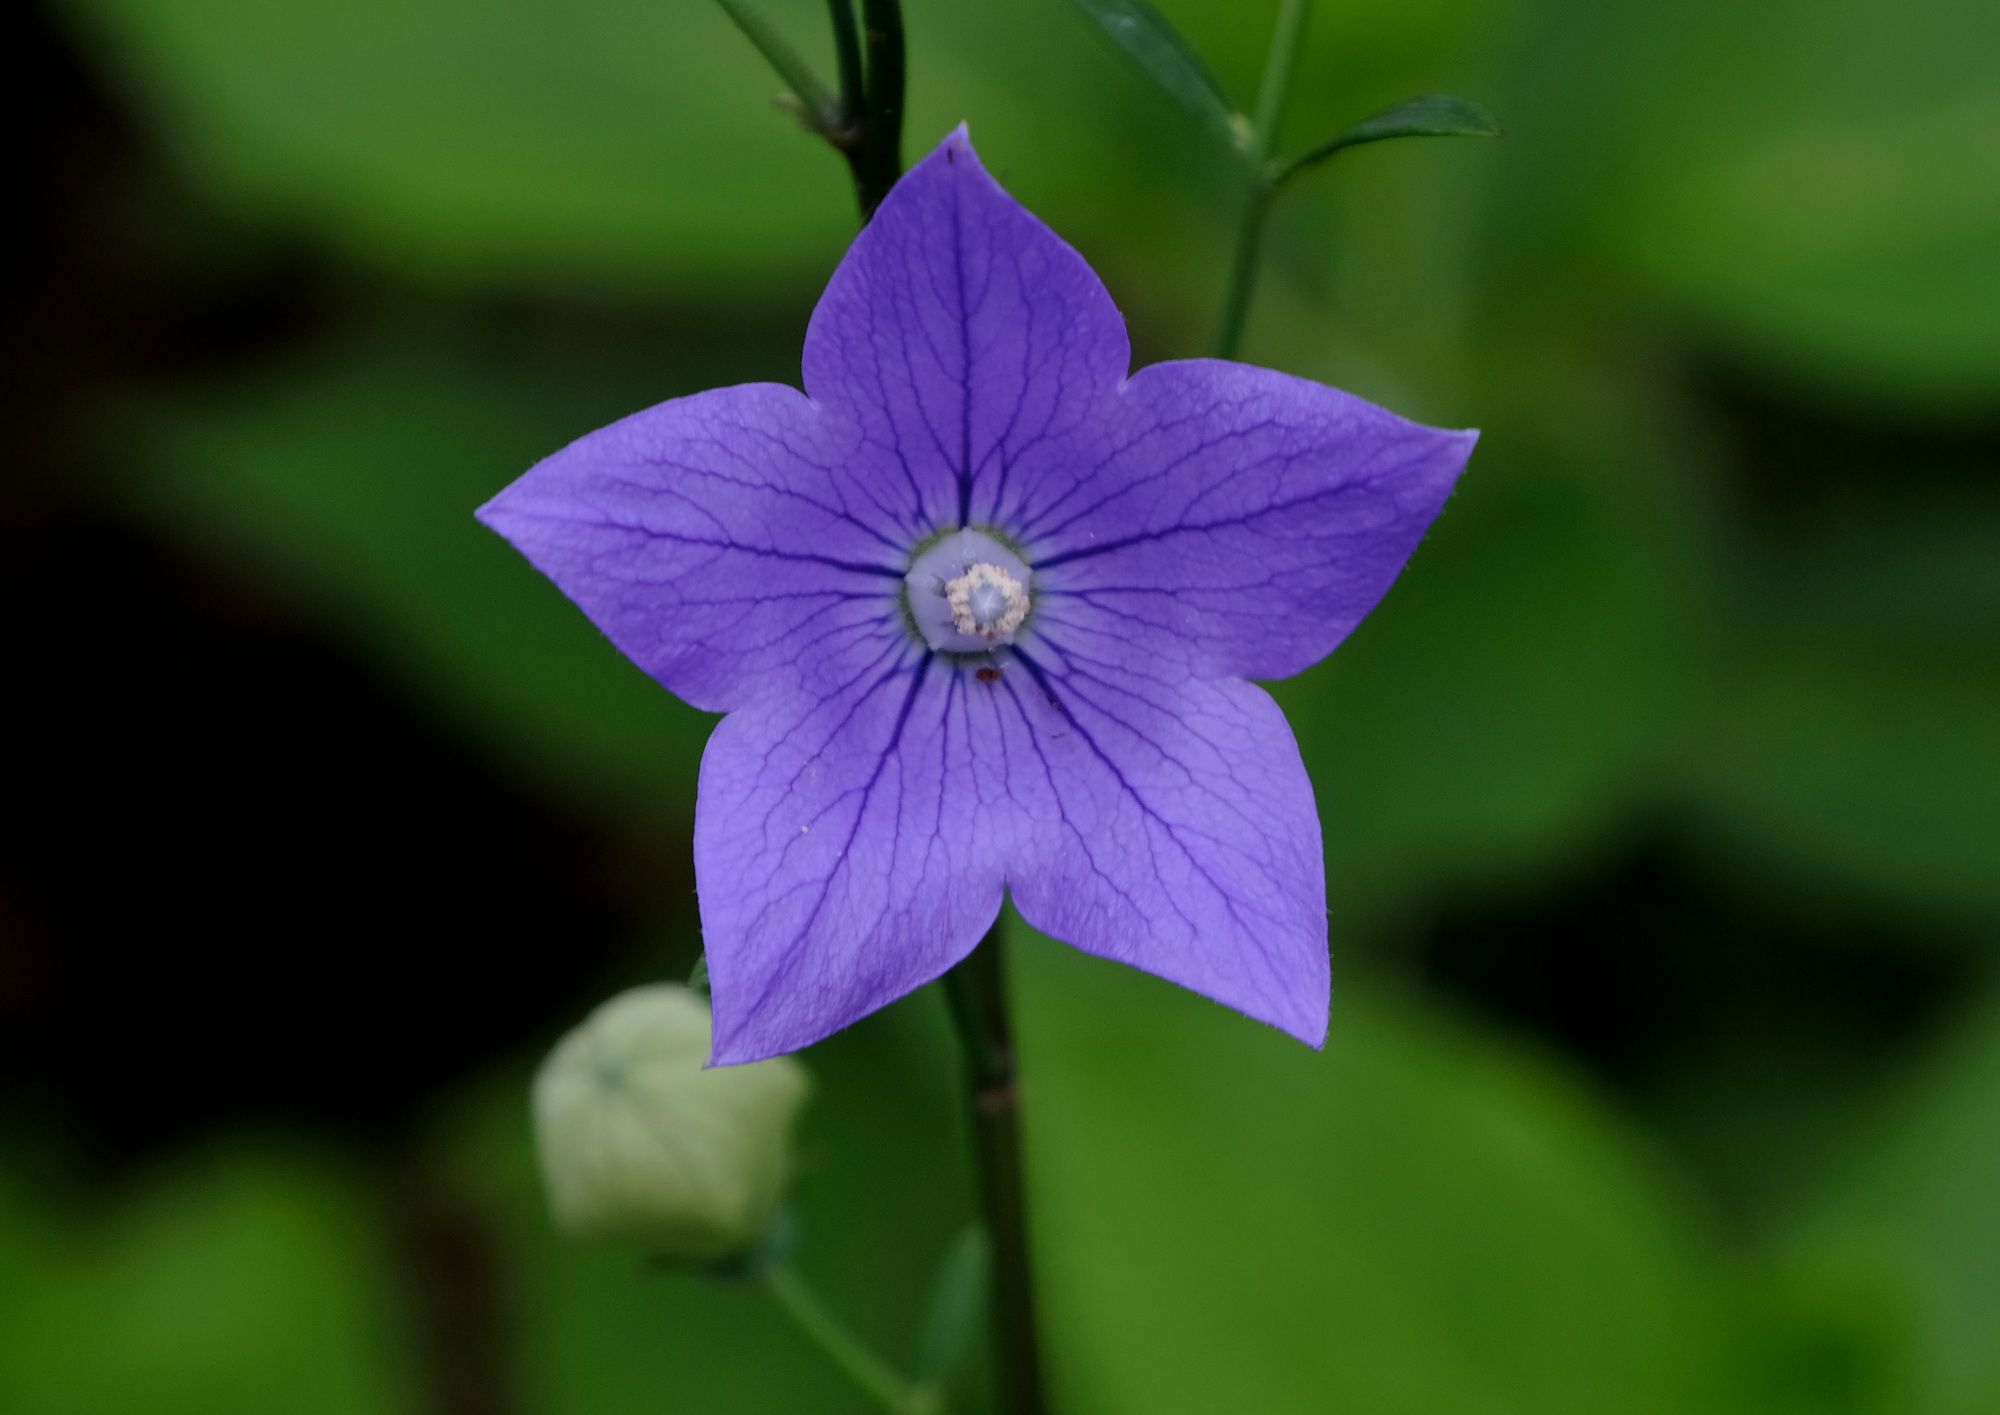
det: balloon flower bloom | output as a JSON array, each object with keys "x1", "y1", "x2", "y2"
[{"x1": 479, "y1": 128, "x2": 1475, "y2": 1064}]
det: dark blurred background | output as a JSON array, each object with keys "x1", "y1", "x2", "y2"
[{"x1": 3, "y1": 0, "x2": 1996, "y2": 1411}]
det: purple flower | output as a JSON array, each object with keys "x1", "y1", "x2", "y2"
[{"x1": 479, "y1": 129, "x2": 1475, "y2": 1064}]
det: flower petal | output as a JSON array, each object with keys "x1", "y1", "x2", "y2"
[
  {"x1": 1021, "y1": 358, "x2": 1476, "y2": 681},
  {"x1": 477, "y1": 382, "x2": 909, "y2": 714},
  {"x1": 698, "y1": 632, "x2": 1329, "y2": 1057},
  {"x1": 697, "y1": 649, "x2": 1014, "y2": 1064},
  {"x1": 802, "y1": 127, "x2": 1131, "y2": 532},
  {"x1": 998, "y1": 644, "x2": 1329, "y2": 1048}
]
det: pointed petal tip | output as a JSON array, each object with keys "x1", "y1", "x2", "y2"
[
  {"x1": 704, "y1": 1005, "x2": 787, "y2": 1068},
  {"x1": 1442, "y1": 425, "x2": 1481, "y2": 486},
  {"x1": 1439, "y1": 424, "x2": 1481, "y2": 477},
  {"x1": 704, "y1": 1037, "x2": 764, "y2": 1069},
  {"x1": 862, "y1": 124, "x2": 994, "y2": 235},
  {"x1": 1403, "y1": 418, "x2": 1479, "y2": 455},
  {"x1": 937, "y1": 120, "x2": 975, "y2": 158},
  {"x1": 1263, "y1": 984, "x2": 1329, "y2": 1051},
  {"x1": 702, "y1": 1008, "x2": 857, "y2": 1069},
  {"x1": 706, "y1": 1012, "x2": 810, "y2": 1067},
  {"x1": 904, "y1": 122, "x2": 992, "y2": 186},
  {"x1": 473, "y1": 469, "x2": 538, "y2": 536},
  {"x1": 1401, "y1": 422, "x2": 1477, "y2": 497},
  {"x1": 1185, "y1": 981, "x2": 1328, "y2": 1051}
]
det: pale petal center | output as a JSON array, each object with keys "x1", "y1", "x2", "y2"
[
  {"x1": 903, "y1": 528, "x2": 1033, "y2": 654},
  {"x1": 946, "y1": 563, "x2": 1030, "y2": 640}
]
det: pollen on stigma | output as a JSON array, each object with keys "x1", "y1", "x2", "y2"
[
  {"x1": 903, "y1": 527, "x2": 1033, "y2": 655},
  {"x1": 947, "y1": 563, "x2": 1029, "y2": 639}
]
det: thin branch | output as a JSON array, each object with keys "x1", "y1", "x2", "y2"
[
  {"x1": 853, "y1": 0, "x2": 907, "y2": 217},
  {"x1": 827, "y1": 0, "x2": 867, "y2": 124},
  {"x1": 713, "y1": 0, "x2": 843, "y2": 137},
  {"x1": 1210, "y1": 0, "x2": 1314, "y2": 358},
  {"x1": 941, "y1": 930, "x2": 1048, "y2": 1415}
]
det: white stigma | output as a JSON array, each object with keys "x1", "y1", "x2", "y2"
[
  {"x1": 945, "y1": 562, "x2": 1030, "y2": 641},
  {"x1": 903, "y1": 528, "x2": 1034, "y2": 653}
]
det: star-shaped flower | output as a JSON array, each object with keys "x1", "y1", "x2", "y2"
[{"x1": 480, "y1": 128, "x2": 1475, "y2": 1064}]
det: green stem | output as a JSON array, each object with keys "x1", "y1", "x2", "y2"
[
  {"x1": 765, "y1": 1263, "x2": 934, "y2": 1414},
  {"x1": 942, "y1": 928, "x2": 1048, "y2": 1415},
  {"x1": 1210, "y1": 0, "x2": 1314, "y2": 358},
  {"x1": 854, "y1": 0, "x2": 907, "y2": 218},
  {"x1": 1211, "y1": 187, "x2": 1274, "y2": 361},
  {"x1": 826, "y1": 0, "x2": 866, "y2": 122},
  {"x1": 713, "y1": 0, "x2": 843, "y2": 136},
  {"x1": 712, "y1": 0, "x2": 896, "y2": 220}
]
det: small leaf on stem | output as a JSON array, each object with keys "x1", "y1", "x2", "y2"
[
  {"x1": 1065, "y1": 0, "x2": 1244, "y2": 145},
  {"x1": 1270, "y1": 93, "x2": 1500, "y2": 187}
]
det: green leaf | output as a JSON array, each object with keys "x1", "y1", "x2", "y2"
[
  {"x1": 1482, "y1": 0, "x2": 2000, "y2": 408},
  {"x1": 1014, "y1": 939, "x2": 1707, "y2": 1414},
  {"x1": 111, "y1": 333, "x2": 723, "y2": 806},
  {"x1": 1691, "y1": 1257, "x2": 1915, "y2": 1415},
  {"x1": 1064, "y1": 0, "x2": 1244, "y2": 144},
  {"x1": 1271, "y1": 93, "x2": 1500, "y2": 185},
  {"x1": 1271, "y1": 394, "x2": 1698, "y2": 923},
  {"x1": 1676, "y1": 670, "x2": 2000, "y2": 928},
  {"x1": 913, "y1": 1226, "x2": 988, "y2": 1389},
  {"x1": 57, "y1": 0, "x2": 865, "y2": 291},
  {"x1": 54, "y1": 0, "x2": 1444, "y2": 301},
  {"x1": 1693, "y1": 0, "x2": 2000, "y2": 409},
  {"x1": 1667, "y1": 507, "x2": 2000, "y2": 927},
  {"x1": 1783, "y1": 990, "x2": 2000, "y2": 1414},
  {"x1": 0, "y1": 1148, "x2": 408, "y2": 1415}
]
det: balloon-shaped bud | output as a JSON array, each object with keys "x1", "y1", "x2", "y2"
[{"x1": 532, "y1": 984, "x2": 810, "y2": 1261}]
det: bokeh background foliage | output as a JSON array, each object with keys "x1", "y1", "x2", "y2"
[{"x1": 4, "y1": 0, "x2": 1996, "y2": 1410}]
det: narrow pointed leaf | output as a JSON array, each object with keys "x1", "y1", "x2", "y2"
[
  {"x1": 1066, "y1": 0, "x2": 1242, "y2": 142},
  {"x1": 1272, "y1": 93, "x2": 1500, "y2": 186}
]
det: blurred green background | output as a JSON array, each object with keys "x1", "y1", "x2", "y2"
[{"x1": 3, "y1": 0, "x2": 1996, "y2": 1410}]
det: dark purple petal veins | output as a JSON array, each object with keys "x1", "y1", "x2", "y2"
[
  {"x1": 1023, "y1": 358, "x2": 1476, "y2": 683},
  {"x1": 481, "y1": 129, "x2": 1473, "y2": 1061},
  {"x1": 698, "y1": 651, "x2": 1012, "y2": 1063},
  {"x1": 999, "y1": 647, "x2": 1329, "y2": 1047},
  {"x1": 476, "y1": 383, "x2": 908, "y2": 714},
  {"x1": 697, "y1": 641, "x2": 1327, "y2": 1061},
  {"x1": 802, "y1": 128, "x2": 1131, "y2": 535}
]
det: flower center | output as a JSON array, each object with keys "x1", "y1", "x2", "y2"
[
  {"x1": 903, "y1": 528, "x2": 1032, "y2": 654},
  {"x1": 947, "y1": 563, "x2": 1030, "y2": 640}
]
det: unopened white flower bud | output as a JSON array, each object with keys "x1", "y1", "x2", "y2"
[{"x1": 532, "y1": 984, "x2": 810, "y2": 1261}]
